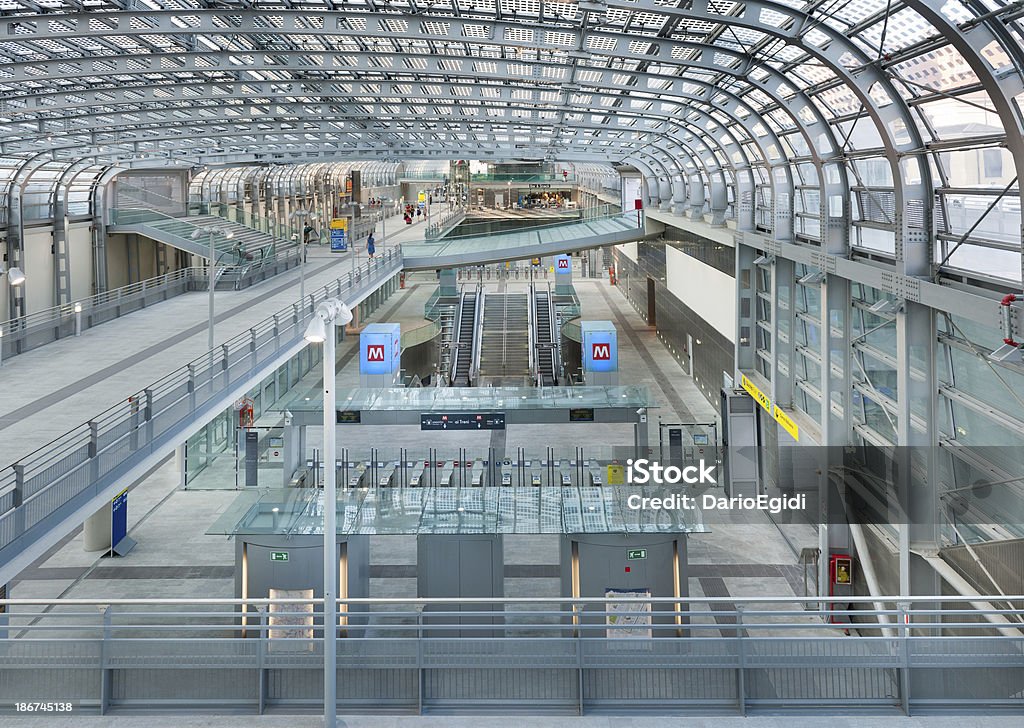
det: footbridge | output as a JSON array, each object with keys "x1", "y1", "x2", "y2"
[{"x1": 400, "y1": 210, "x2": 651, "y2": 270}]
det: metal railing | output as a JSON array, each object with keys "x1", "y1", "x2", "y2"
[
  {"x1": 423, "y1": 205, "x2": 468, "y2": 239},
  {"x1": 0, "y1": 595, "x2": 1020, "y2": 715},
  {"x1": 0, "y1": 268, "x2": 203, "y2": 360},
  {"x1": 0, "y1": 250, "x2": 403, "y2": 580}
]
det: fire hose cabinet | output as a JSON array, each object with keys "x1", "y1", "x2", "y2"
[{"x1": 828, "y1": 553, "x2": 854, "y2": 626}]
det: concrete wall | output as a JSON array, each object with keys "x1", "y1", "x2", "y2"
[
  {"x1": 612, "y1": 234, "x2": 736, "y2": 408},
  {"x1": 664, "y1": 245, "x2": 736, "y2": 345}
]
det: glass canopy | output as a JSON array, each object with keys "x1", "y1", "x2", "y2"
[
  {"x1": 275, "y1": 385, "x2": 655, "y2": 413},
  {"x1": 207, "y1": 486, "x2": 708, "y2": 536}
]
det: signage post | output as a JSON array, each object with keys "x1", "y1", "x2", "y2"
[
  {"x1": 110, "y1": 488, "x2": 137, "y2": 557},
  {"x1": 329, "y1": 218, "x2": 348, "y2": 252},
  {"x1": 581, "y1": 320, "x2": 619, "y2": 386},
  {"x1": 359, "y1": 323, "x2": 402, "y2": 387}
]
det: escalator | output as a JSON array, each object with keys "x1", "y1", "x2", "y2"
[
  {"x1": 534, "y1": 286, "x2": 557, "y2": 386},
  {"x1": 451, "y1": 288, "x2": 480, "y2": 386}
]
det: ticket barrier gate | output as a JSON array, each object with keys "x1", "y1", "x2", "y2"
[
  {"x1": 377, "y1": 463, "x2": 397, "y2": 488},
  {"x1": 438, "y1": 464, "x2": 455, "y2": 486},
  {"x1": 500, "y1": 465, "x2": 513, "y2": 486},
  {"x1": 588, "y1": 466, "x2": 604, "y2": 486},
  {"x1": 408, "y1": 463, "x2": 425, "y2": 487},
  {"x1": 470, "y1": 459, "x2": 486, "y2": 486},
  {"x1": 347, "y1": 464, "x2": 367, "y2": 489}
]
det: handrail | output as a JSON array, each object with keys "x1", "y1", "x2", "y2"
[
  {"x1": 501, "y1": 292, "x2": 509, "y2": 374},
  {"x1": 449, "y1": 286, "x2": 466, "y2": 384},
  {"x1": 469, "y1": 283, "x2": 483, "y2": 384},
  {"x1": 421, "y1": 204, "x2": 617, "y2": 244},
  {"x1": 2, "y1": 594, "x2": 1022, "y2": 606},
  {"x1": 549, "y1": 281, "x2": 562, "y2": 385},
  {"x1": 0, "y1": 250, "x2": 403, "y2": 573},
  {"x1": 423, "y1": 204, "x2": 469, "y2": 239},
  {"x1": 0, "y1": 267, "x2": 201, "y2": 340},
  {"x1": 527, "y1": 281, "x2": 537, "y2": 386}
]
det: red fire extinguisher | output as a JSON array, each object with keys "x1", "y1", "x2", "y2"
[
  {"x1": 400, "y1": 271, "x2": 406, "y2": 289},
  {"x1": 609, "y1": 265, "x2": 617, "y2": 286}
]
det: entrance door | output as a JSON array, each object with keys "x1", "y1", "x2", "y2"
[{"x1": 646, "y1": 277, "x2": 657, "y2": 326}]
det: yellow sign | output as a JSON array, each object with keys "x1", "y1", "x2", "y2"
[
  {"x1": 329, "y1": 218, "x2": 348, "y2": 231},
  {"x1": 740, "y1": 374, "x2": 771, "y2": 414},
  {"x1": 772, "y1": 404, "x2": 800, "y2": 441},
  {"x1": 418, "y1": 191, "x2": 426, "y2": 203},
  {"x1": 606, "y1": 464, "x2": 625, "y2": 485},
  {"x1": 741, "y1": 373, "x2": 799, "y2": 441}
]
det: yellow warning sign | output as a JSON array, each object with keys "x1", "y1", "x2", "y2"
[
  {"x1": 606, "y1": 464, "x2": 625, "y2": 485},
  {"x1": 740, "y1": 373, "x2": 771, "y2": 414},
  {"x1": 772, "y1": 404, "x2": 800, "y2": 442},
  {"x1": 329, "y1": 218, "x2": 348, "y2": 231}
]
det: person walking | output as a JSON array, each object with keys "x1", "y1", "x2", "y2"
[{"x1": 366, "y1": 232, "x2": 376, "y2": 259}]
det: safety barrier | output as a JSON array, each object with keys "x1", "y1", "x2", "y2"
[
  {"x1": 0, "y1": 268, "x2": 204, "y2": 361},
  {"x1": 0, "y1": 595, "x2": 1020, "y2": 715},
  {"x1": 0, "y1": 251, "x2": 403, "y2": 582}
]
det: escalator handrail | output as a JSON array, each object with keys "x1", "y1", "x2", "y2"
[{"x1": 469, "y1": 285, "x2": 484, "y2": 383}]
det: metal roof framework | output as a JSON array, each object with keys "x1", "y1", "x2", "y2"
[{"x1": 0, "y1": 0, "x2": 1020, "y2": 289}]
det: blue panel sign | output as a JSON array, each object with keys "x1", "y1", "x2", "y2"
[
  {"x1": 111, "y1": 489, "x2": 128, "y2": 547},
  {"x1": 329, "y1": 227, "x2": 347, "y2": 252},
  {"x1": 359, "y1": 323, "x2": 401, "y2": 375},
  {"x1": 581, "y1": 321, "x2": 618, "y2": 373},
  {"x1": 555, "y1": 254, "x2": 572, "y2": 276}
]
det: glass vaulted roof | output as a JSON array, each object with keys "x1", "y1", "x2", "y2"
[{"x1": 1, "y1": 0, "x2": 1023, "y2": 284}]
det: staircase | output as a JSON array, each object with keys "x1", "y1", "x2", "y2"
[
  {"x1": 451, "y1": 291, "x2": 478, "y2": 386},
  {"x1": 478, "y1": 293, "x2": 531, "y2": 385},
  {"x1": 534, "y1": 288, "x2": 557, "y2": 386},
  {"x1": 108, "y1": 209, "x2": 299, "y2": 289}
]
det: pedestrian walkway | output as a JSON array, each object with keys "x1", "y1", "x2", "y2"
[{"x1": 0, "y1": 212, "x2": 407, "y2": 467}]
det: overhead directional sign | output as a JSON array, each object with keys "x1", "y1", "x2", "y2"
[{"x1": 420, "y1": 413, "x2": 506, "y2": 431}]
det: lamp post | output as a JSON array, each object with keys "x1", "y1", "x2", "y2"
[
  {"x1": 303, "y1": 298, "x2": 353, "y2": 728},
  {"x1": 290, "y1": 209, "x2": 318, "y2": 309},
  {"x1": 190, "y1": 226, "x2": 234, "y2": 350}
]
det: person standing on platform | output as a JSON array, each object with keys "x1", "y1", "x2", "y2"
[{"x1": 367, "y1": 232, "x2": 376, "y2": 259}]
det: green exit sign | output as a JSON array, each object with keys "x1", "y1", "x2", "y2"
[
  {"x1": 270, "y1": 551, "x2": 289, "y2": 562},
  {"x1": 627, "y1": 549, "x2": 647, "y2": 560}
]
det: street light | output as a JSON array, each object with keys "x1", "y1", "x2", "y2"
[
  {"x1": 190, "y1": 226, "x2": 234, "y2": 350},
  {"x1": 0, "y1": 265, "x2": 25, "y2": 368},
  {"x1": 302, "y1": 297, "x2": 353, "y2": 728},
  {"x1": 290, "y1": 209, "x2": 318, "y2": 309},
  {"x1": 6, "y1": 266, "x2": 25, "y2": 286}
]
